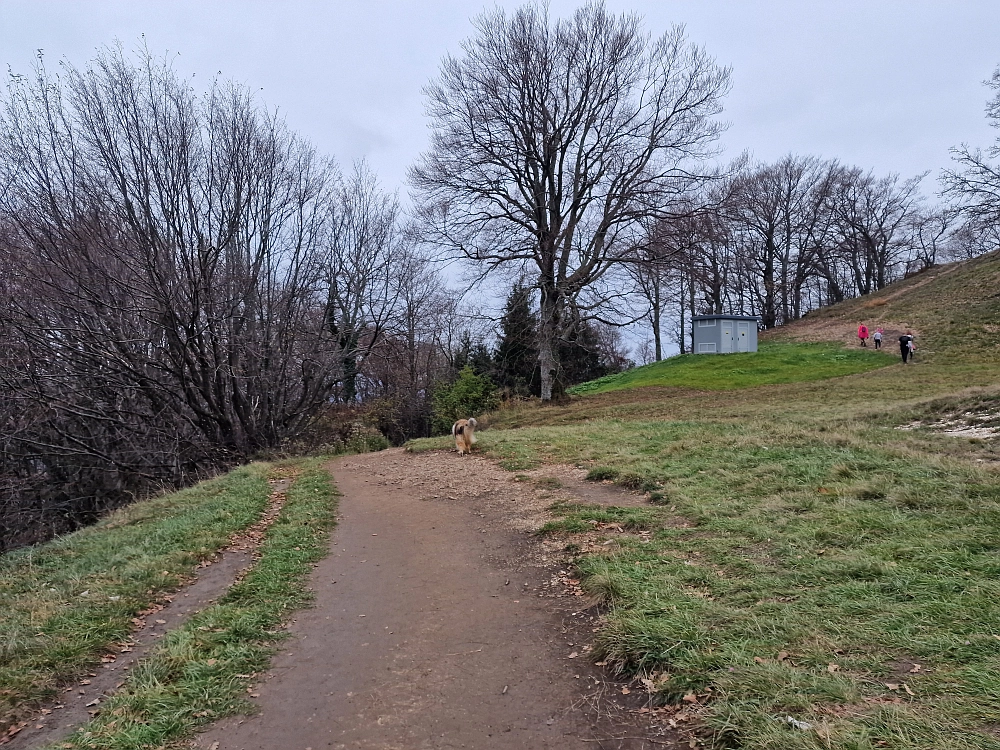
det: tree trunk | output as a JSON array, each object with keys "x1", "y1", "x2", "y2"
[
  {"x1": 652, "y1": 278, "x2": 662, "y2": 362},
  {"x1": 688, "y1": 271, "x2": 696, "y2": 350},
  {"x1": 538, "y1": 283, "x2": 560, "y2": 401},
  {"x1": 678, "y1": 272, "x2": 687, "y2": 355},
  {"x1": 339, "y1": 333, "x2": 359, "y2": 403}
]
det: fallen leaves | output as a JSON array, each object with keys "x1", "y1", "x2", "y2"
[
  {"x1": 884, "y1": 682, "x2": 916, "y2": 696},
  {"x1": 0, "y1": 722, "x2": 27, "y2": 742},
  {"x1": 225, "y1": 480, "x2": 294, "y2": 558},
  {"x1": 639, "y1": 672, "x2": 671, "y2": 694}
]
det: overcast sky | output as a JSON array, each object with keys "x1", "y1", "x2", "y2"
[{"x1": 1, "y1": 0, "x2": 998, "y2": 201}]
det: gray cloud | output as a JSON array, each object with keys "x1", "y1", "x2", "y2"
[{"x1": 1, "y1": 0, "x2": 997, "y2": 194}]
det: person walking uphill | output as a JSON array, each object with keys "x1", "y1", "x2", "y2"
[
  {"x1": 873, "y1": 326, "x2": 883, "y2": 349},
  {"x1": 899, "y1": 330, "x2": 914, "y2": 363},
  {"x1": 858, "y1": 323, "x2": 869, "y2": 347}
]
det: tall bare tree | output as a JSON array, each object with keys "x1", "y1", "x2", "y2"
[
  {"x1": 830, "y1": 168, "x2": 924, "y2": 295},
  {"x1": 324, "y1": 162, "x2": 402, "y2": 402},
  {"x1": 410, "y1": 1, "x2": 730, "y2": 399},
  {"x1": 726, "y1": 156, "x2": 833, "y2": 327},
  {"x1": 943, "y1": 65, "x2": 1000, "y2": 232}
]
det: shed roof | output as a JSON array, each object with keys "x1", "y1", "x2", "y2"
[{"x1": 691, "y1": 314, "x2": 761, "y2": 321}]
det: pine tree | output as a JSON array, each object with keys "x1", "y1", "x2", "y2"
[
  {"x1": 452, "y1": 331, "x2": 492, "y2": 376},
  {"x1": 493, "y1": 283, "x2": 538, "y2": 396}
]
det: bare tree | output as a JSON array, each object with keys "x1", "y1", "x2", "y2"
[
  {"x1": 627, "y1": 210, "x2": 703, "y2": 360},
  {"x1": 943, "y1": 66, "x2": 1000, "y2": 232},
  {"x1": 324, "y1": 162, "x2": 402, "y2": 402},
  {"x1": 410, "y1": 1, "x2": 730, "y2": 399},
  {"x1": 0, "y1": 47, "x2": 347, "y2": 546},
  {"x1": 830, "y1": 168, "x2": 924, "y2": 295},
  {"x1": 726, "y1": 155, "x2": 832, "y2": 327},
  {"x1": 908, "y1": 205, "x2": 961, "y2": 272}
]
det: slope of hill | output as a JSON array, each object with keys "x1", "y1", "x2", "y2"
[
  {"x1": 560, "y1": 252, "x2": 998, "y2": 403},
  {"x1": 430, "y1": 252, "x2": 1000, "y2": 749},
  {"x1": 766, "y1": 250, "x2": 1000, "y2": 363},
  {"x1": 567, "y1": 342, "x2": 891, "y2": 396}
]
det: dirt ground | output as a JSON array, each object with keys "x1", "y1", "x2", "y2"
[{"x1": 193, "y1": 448, "x2": 678, "y2": 750}]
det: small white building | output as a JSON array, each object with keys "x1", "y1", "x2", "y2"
[{"x1": 691, "y1": 315, "x2": 760, "y2": 354}]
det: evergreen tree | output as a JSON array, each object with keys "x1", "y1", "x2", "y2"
[
  {"x1": 557, "y1": 320, "x2": 607, "y2": 390},
  {"x1": 493, "y1": 284, "x2": 539, "y2": 396},
  {"x1": 452, "y1": 331, "x2": 493, "y2": 376},
  {"x1": 555, "y1": 316, "x2": 631, "y2": 394}
]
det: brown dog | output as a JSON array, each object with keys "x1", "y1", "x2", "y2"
[{"x1": 451, "y1": 417, "x2": 478, "y2": 455}]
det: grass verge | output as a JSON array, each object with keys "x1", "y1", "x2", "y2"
[
  {"x1": 0, "y1": 465, "x2": 273, "y2": 733},
  {"x1": 44, "y1": 458, "x2": 337, "y2": 749},
  {"x1": 568, "y1": 342, "x2": 892, "y2": 396},
  {"x1": 489, "y1": 419, "x2": 1000, "y2": 750}
]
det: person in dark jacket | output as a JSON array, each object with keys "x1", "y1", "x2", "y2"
[{"x1": 899, "y1": 331, "x2": 914, "y2": 363}]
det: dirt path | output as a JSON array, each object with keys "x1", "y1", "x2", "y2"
[{"x1": 194, "y1": 449, "x2": 671, "y2": 750}]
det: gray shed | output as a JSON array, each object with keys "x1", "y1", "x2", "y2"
[{"x1": 691, "y1": 315, "x2": 760, "y2": 354}]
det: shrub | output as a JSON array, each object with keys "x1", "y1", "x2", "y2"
[{"x1": 431, "y1": 366, "x2": 500, "y2": 435}]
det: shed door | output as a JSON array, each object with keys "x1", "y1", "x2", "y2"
[
  {"x1": 720, "y1": 321, "x2": 733, "y2": 353},
  {"x1": 737, "y1": 322, "x2": 750, "y2": 352}
]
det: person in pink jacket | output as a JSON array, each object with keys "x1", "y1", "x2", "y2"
[{"x1": 857, "y1": 323, "x2": 869, "y2": 347}]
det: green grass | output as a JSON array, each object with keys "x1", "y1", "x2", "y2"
[
  {"x1": 407, "y1": 254, "x2": 1000, "y2": 748},
  {"x1": 456, "y1": 249, "x2": 1000, "y2": 747},
  {"x1": 0, "y1": 464, "x2": 274, "y2": 732},
  {"x1": 568, "y1": 342, "x2": 893, "y2": 396},
  {"x1": 483, "y1": 419, "x2": 1000, "y2": 749},
  {"x1": 46, "y1": 459, "x2": 337, "y2": 750}
]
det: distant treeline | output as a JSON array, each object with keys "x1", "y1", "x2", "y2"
[{"x1": 628, "y1": 155, "x2": 991, "y2": 359}]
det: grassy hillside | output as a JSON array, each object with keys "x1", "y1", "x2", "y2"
[
  {"x1": 767, "y1": 250, "x2": 1000, "y2": 364},
  {"x1": 414, "y1": 253, "x2": 1000, "y2": 750},
  {"x1": 568, "y1": 342, "x2": 891, "y2": 396}
]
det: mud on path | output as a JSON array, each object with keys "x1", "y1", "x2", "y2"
[{"x1": 195, "y1": 449, "x2": 674, "y2": 750}]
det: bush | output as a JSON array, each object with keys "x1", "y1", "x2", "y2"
[{"x1": 431, "y1": 366, "x2": 499, "y2": 435}]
